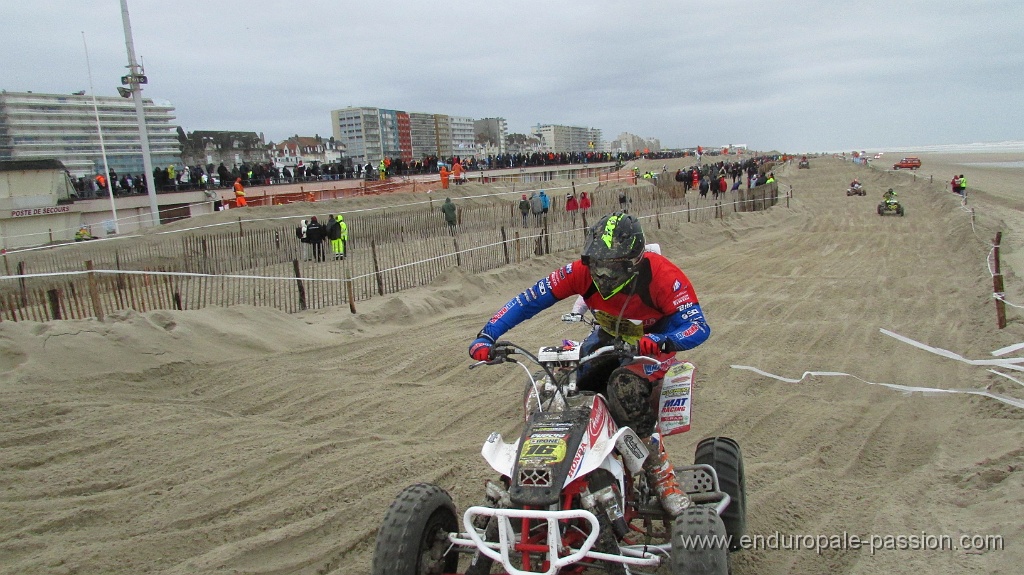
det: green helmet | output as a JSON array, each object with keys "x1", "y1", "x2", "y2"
[{"x1": 581, "y1": 212, "x2": 645, "y2": 298}]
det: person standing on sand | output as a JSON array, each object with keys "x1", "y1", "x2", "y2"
[
  {"x1": 233, "y1": 178, "x2": 247, "y2": 207},
  {"x1": 579, "y1": 191, "x2": 591, "y2": 214},
  {"x1": 439, "y1": 165, "x2": 451, "y2": 190},
  {"x1": 530, "y1": 191, "x2": 543, "y2": 226},
  {"x1": 328, "y1": 214, "x2": 348, "y2": 260},
  {"x1": 304, "y1": 216, "x2": 327, "y2": 262},
  {"x1": 518, "y1": 194, "x2": 530, "y2": 227},
  {"x1": 958, "y1": 174, "x2": 967, "y2": 196},
  {"x1": 565, "y1": 192, "x2": 579, "y2": 226},
  {"x1": 441, "y1": 197, "x2": 458, "y2": 234}
]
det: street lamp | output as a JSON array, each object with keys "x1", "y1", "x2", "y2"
[{"x1": 119, "y1": 0, "x2": 160, "y2": 227}]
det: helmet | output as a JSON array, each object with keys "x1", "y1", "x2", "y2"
[{"x1": 581, "y1": 212, "x2": 645, "y2": 298}]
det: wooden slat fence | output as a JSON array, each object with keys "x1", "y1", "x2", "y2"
[{"x1": 0, "y1": 178, "x2": 779, "y2": 321}]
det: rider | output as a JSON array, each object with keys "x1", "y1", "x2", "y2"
[
  {"x1": 469, "y1": 212, "x2": 711, "y2": 516},
  {"x1": 883, "y1": 187, "x2": 897, "y2": 203},
  {"x1": 850, "y1": 178, "x2": 861, "y2": 190}
]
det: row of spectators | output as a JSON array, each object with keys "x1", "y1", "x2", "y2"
[{"x1": 68, "y1": 149, "x2": 745, "y2": 198}]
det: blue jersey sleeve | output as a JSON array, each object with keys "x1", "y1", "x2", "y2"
[
  {"x1": 478, "y1": 276, "x2": 560, "y2": 342},
  {"x1": 647, "y1": 302, "x2": 711, "y2": 352}
]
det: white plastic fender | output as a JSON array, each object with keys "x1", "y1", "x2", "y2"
[{"x1": 481, "y1": 432, "x2": 520, "y2": 477}]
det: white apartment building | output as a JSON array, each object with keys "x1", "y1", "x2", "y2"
[
  {"x1": 0, "y1": 90, "x2": 181, "y2": 178},
  {"x1": 450, "y1": 115, "x2": 475, "y2": 159},
  {"x1": 531, "y1": 124, "x2": 602, "y2": 154}
]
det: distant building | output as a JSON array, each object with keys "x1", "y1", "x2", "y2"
[
  {"x1": 330, "y1": 107, "x2": 409, "y2": 165},
  {"x1": 0, "y1": 90, "x2": 181, "y2": 178},
  {"x1": 474, "y1": 117, "x2": 507, "y2": 156},
  {"x1": 331, "y1": 106, "x2": 483, "y2": 165},
  {"x1": 179, "y1": 130, "x2": 267, "y2": 169},
  {"x1": 531, "y1": 124, "x2": 603, "y2": 154},
  {"x1": 269, "y1": 135, "x2": 344, "y2": 169},
  {"x1": 610, "y1": 132, "x2": 660, "y2": 155}
]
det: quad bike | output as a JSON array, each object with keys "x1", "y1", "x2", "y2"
[
  {"x1": 877, "y1": 198, "x2": 905, "y2": 216},
  {"x1": 372, "y1": 314, "x2": 746, "y2": 575},
  {"x1": 846, "y1": 184, "x2": 866, "y2": 196}
]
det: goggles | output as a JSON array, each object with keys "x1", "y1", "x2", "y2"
[{"x1": 588, "y1": 258, "x2": 636, "y2": 280}]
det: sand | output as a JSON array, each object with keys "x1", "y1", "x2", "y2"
[{"x1": 1, "y1": 154, "x2": 1022, "y2": 574}]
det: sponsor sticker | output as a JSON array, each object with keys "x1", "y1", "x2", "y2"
[{"x1": 519, "y1": 436, "x2": 567, "y2": 464}]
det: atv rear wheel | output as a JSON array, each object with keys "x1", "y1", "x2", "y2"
[
  {"x1": 371, "y1": 483, "x2": 460, "y2": 575},
  {"x1": 694, "y1": 437, "x2": 746, "y2": 550},
  {"x1": 671, "y1": 506, "x2": 729, "y2": 575}
]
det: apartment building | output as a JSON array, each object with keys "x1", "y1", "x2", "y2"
[
  {"x1": 333, "y1": 106, "x2": 491, "y2": 164},
  {"x1": 0, "y1": 90, "x2": 181, "y2": 178},
  {"x1": 473, "y1": 117, "x2": 508, "y2": 156},
  {"x1": 531, "y1": 124, "x2": 603, "y2": 154}
]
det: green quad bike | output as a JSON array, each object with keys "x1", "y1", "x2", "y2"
[{"x1": 877, "y1": 197, "x2": 905, "y2": 216}]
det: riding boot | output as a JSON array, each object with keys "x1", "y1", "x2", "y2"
[{"x1": 641, "y1": 435, "x2": 689, "y2": 516}]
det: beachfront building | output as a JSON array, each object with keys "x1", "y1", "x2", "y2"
[
  {"x1": 474, "y1": 117, "x2": 508, "y2": 157},
  {"x1": 332, "y1": 106, "x2": 495, "y2": 164},
  {"x1": 531, "y1": 124, "x2": 603, "y2": 155},
  {"x1": 0, "y1": 90, "x2": 181, "y2": 178},
  {"x1": 331, "y1": 106, "x2": 413, "y2": 165},
  {"x1": 610, "y1": 132, "x2": 661, "y2": 156},
  {"x1": 268, "y1": 135, "x2": 344, "y2": 170},
  {"x1": 451, "y1": 115, "x2": 475, "y2": 159},
  {"x1": 179, "y1": 130, "x2": 268, "y2": 169}
]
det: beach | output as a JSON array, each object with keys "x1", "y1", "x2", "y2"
[{"x1": 1, "y1": 152, "x2": 1022, "y2": 575}]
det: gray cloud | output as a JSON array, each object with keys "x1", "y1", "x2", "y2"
[{"x1": 3, "y1": 0, "x2": 1022, "y2": 152}]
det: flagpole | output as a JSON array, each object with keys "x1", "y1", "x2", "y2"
[{"x1": 82, "y1": 32, "x2": 120, "y2": 235}]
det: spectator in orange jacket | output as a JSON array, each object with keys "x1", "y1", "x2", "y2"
[
  {"x1": 452, "y1": 161, "x2": 464, "y2": 185},
  {"x1": 233, "y1": 178, "x2": 247, "y2": 207},
  {"x1": 439, "y1": 166, "x2": 451, "y2": 190}
]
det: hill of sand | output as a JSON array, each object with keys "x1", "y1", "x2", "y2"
[{"x1": 1, "y1": 155, "x2": 1022, "y2": 574}]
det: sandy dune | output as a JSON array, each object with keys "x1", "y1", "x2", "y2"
[{"x1": 1, "y1": 155, "x2": 1021, "y2": 574}]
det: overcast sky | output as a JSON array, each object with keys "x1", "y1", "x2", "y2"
[{"x1": 3, "y1": 0, "x2": 1022, "y2": 153}]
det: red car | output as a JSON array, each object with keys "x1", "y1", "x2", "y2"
[{"x1": 893, "y1": 157, "x2": 921, "y2": 170}]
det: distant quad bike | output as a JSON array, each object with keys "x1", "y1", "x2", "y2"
[
  {"x1": 878, "y1": 198, "x2": 905, "y2": 216},
  {"x1": 847, "y1": 184, "x2": 866, "y2": 196},
  {"x1": 372, "y1": 314, "x2": 746, "y2": 575},
  {"x1": 798, "y1": 159, "x2": 810, "y2": 169}
]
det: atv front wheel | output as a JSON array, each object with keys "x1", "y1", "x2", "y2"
[
  {"x1": 671, "y1": 506, "x2": 729, "y2": 575},
  {"x1": 695, "y1": 437, "x2": 746, "y2": 550},
  {"x1": 371, "y1": 483, "x2": 459, "y2": 575}
]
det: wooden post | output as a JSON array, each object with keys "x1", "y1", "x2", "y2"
[
  {"x1": 238, "y1": 217, "x2": 244, "y2": 237},
  {"x1": 85, "y1": 260, "x2": 104, "y2": 321},
  {"x1": 453, "y1": 236, "x2": 462, "y2": 267},
  {"x1": 292, "y1": 259, "x2": 307, "y2": 311},
  {"x1": 47, "y1": 289, "x2": 62, "y2": 320},
  {"x1": 500, "y1": 226, "x2": 510, "y2": 265},
  {"x1": 370, "y1": 240, "x2": 384, "y2": 295},
  {"x1": 346, "y1": 266, "x2": 356, "y2": 314},
  {"x1": 16, "y1": 259, "x2": 27, "y2": 304},
  {"x1": 543, "y1": 217, "x2": 550, "y2": 254},
  {"x1": 993, "y1": 232, "x2": 1007, "y2": 329}
]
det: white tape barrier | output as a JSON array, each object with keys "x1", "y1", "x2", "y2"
[{"x1": 730, "y1": 328, "x2": 1024, "y2": 410}]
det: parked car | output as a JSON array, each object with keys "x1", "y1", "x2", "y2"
[{"x1": 893, "y1": 157, "x2": 921, "y2": 170}]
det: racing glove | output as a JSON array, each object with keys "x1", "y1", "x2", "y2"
[
  {"x1": 469, "y1": 337, "x2": 493, "y2": 361},
  {"x1": 638, "y1": 335, "x2": 662, "y2": 356}
]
